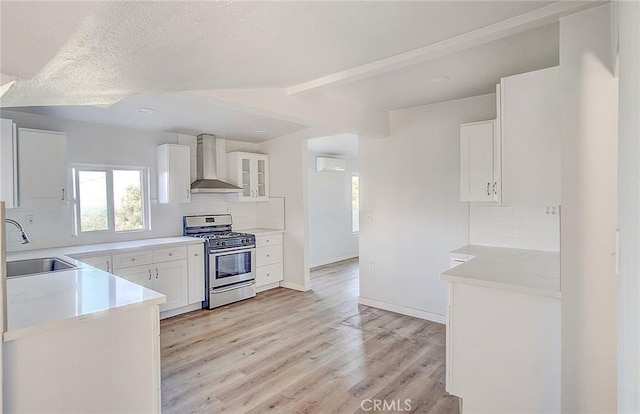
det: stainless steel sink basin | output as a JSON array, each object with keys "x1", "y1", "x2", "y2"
[{"x1": 6, "y1": 257, "x2": 77, "y2": 278}]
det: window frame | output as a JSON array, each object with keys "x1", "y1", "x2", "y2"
[
  {"x1": 71, "y1": 164, "x2": 150, "y2": 236},
  {"x1": 352, "y1": 173, "x2": 360, "y2": 235}
]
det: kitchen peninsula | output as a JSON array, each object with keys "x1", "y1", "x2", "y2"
[{"x1": 441, "y1": 245, "x2": 560, "y2": 413}]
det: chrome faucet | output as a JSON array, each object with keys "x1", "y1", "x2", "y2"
[{"x1": 4, "y1": 219, "x2": 30, "y2": 244}]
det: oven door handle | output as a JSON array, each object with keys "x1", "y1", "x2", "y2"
[
  {"x1": 210, "y1": 280, "x2": 255, "y2": 293},
  {"x1": 210, "y1": 245, "x2": 256, "y2": 255}
]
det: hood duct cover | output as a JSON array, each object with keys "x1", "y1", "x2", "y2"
[{"x1": 190, "y1": 134, "x2": 243, "y2": 193}]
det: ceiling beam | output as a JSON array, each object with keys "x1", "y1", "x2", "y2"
[{"x1": 287, "y1": 1, "x2": 603, "y2": 97}]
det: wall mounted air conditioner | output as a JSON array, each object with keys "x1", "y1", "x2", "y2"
[{"x1": 316, "y1": 157, "x2": 346, "y2": 172}]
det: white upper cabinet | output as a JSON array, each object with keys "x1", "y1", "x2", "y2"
[
  {"x1": 500, "y1": 67, "x2": 561, "y2": 206},
  {"x1": 460, "y1": 120, "x2": 501, "y2": 203},
  {"x1": 0, "y1": 118, "x2": 18, "y2": 208},
  {"x1": 157, "y1": 144, "x2": 191, "y2": 204},
  {"x1": 17, "y1": 128, "x2": 68, "y2": 207},
  {"x1": 227, "y1": 152, "x2": 270, "y2": 202}
]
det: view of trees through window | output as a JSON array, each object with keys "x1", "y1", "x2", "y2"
[{"x1": 76, "y1": 167, "x2": 146, "y2": 233}]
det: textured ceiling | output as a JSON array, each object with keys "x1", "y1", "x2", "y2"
[{"x1": 0, "y1": 1, "x2": 587, "y2": 142}]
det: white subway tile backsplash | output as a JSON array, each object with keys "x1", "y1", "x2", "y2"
[
  {"x1": 470, "y1": 205, "x2": 559, "y2": 252},
  {"x1": 478, "y1": 215, "x2": 525, "y2": 228},
  {"x1": 478, "y1": 236, "x2": 525, "y2": 249}
]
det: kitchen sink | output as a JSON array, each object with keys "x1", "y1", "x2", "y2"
[{"x1": 6, "y1": 257, "x2": 77, "y2": 278}]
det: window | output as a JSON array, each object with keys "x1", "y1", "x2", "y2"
[
  {"x1": 72, "y1": 165, "x2": 149, "y2": 234},
  {"x1": 352, "y1": 174, "x2": 359, "y2": 233}
]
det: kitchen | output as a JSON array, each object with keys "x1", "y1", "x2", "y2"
[{"x1": 1, "y1": 1, "x2": 639, "y2": 414}]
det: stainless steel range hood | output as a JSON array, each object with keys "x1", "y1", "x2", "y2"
[{"x1": 190, "y1": 134, "x2": 243, "y2": 193}]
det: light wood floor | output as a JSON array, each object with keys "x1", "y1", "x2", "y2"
[{"x1": 160, "y1": 258, "x2": 460, "y2": 413}]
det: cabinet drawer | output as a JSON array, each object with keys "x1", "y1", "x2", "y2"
[
  {"x1": 256, "y1": 234, "x2": 282, "y2": 248},
  {"x1": 256, "y1": 245, "x2": 282, "y2": 266},
  {"x1": 256, "y1": 262, "x2": 283, "y2": 286},
  {"x1": 153, "y1": 246, "x2": 188, "y2": 263},
  {"x1": 112, "y1": 250, "x2": 153, "y2": 270}
]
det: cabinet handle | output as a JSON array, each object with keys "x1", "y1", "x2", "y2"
[
  {"x1": 186, "y1": 189, "x2": 190, "y2": 200},
  {"x1": 148, "y1": 269, "x2": 152, "y2": 280},
  {"x1": 487, "y1": 182, "x2": 491, "y2": 196},
  {"x1": 132, "y1": 257, "x2": 136, "y2": 262},
  {"x1": 106, "y1": 260, "x2": 110, "y2": 273},
  {"x1": 266, "y1": 254, "x2": 270, "y2": 258},
  {"x1": 61, "y1": 189, "x2": 65, "y2": 201},
  {"x1": 194, "y1": 253, "x2": 198, "y2": 257},
  {"x1": 156, "y1": 268, "x2": 159, "y2": 279},
  {"x1": 493, "y1": 182, "x2": 497, "y2": 195},
  {"x1": 168, "y1": 253, "x2": 173, "y2": 256}
]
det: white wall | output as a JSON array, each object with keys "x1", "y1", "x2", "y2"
[
  {"x1": 559, "y1": 4, "x2": 619, "y2": 413},
  {"x1": 359, "y1": 94, "x2": 495, "y2": 322},
  {"x1": 1, "y1": 110, "x2": 284, "y2": 252},
  {"x1": 258, "y1": 133, "x2": 310, "y2": 291},
  {"x1": 616, "y1": 0, "x2": 640, "y2": 411},
  {"x1": 470, "y1": 205, "x2": 559, "y2": 252},
  {"x1": 308, "y1": 151, "x2": 359, "y2": 268}
]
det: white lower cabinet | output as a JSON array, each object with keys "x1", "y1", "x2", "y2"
[
  {"x1": 187, "y1": 243, "x2": 205, "y2": 304},
  {"x1": 71, "y1": 240, "x2": 205, "y2": 317},
  {"x1": 107, "y1": 244, "x2": 197, "y2": 314},
  {"x1": 255, "y1": 233, "x2": 283, "y2": 291},
  {"x1": 72, "y1": 254, "x2": 112, "y2": 273},
  {"x1": 153, "y1": 259, "x2": 188, "y2": 312}
]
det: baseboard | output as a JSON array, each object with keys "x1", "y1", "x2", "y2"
[
  {"x1": 310, "y1": 254, "x2": 359, "y2": 269},
  {"x1": 160, "y1": 302, "x2": 202, "y2": 320},
  {"x1": 280, "y1": 281, "x2": 310, "y2": 292},
  {"x1": 256, "y1": 281, "x2": 280, "y2": 293},
  {"x1": 358, "y1": 296, "x2": 446, "y2": 324}
]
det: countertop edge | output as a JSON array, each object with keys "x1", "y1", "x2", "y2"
[
  {"x1": 238, "y1": 228, "x2": 285, "y2": 236},
  {"x1": 3, "y1": 295, "x2": 166, "y2": 342},
  {"x1": 441, "y1": 272, "x2": 562, "y2": 299}
]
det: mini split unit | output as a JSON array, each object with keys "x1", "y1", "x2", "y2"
[{"x1": 316, "y1": 157, "x2": 346, "y2": 172}]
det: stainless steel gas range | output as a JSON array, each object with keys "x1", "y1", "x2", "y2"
[{"x1": 183, "y1": 214, "x2": 256, "y2": 309}]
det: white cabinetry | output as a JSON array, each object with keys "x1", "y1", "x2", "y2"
[
  {"x1": 255, "y1": 233, "x2": 283, "y2": 291},
  {"x1": 460, "y1": 120, "x2": 501, "y2": 203},
  {"x1": 227, "y1": 152, "x2": 269, "y2": 201},
  {"x1": 157, "y1": 144, "x2": 191, "y2": 204},
  {"x1": 500, "y1": 66, "x2": 561, "y2": 206},
  {"x1": 187, "y1": 243, "x2": 205, "y2": 304},
  {"x1": 0, "y1": 118, "x2": 18, "y2": 208},
  {"x1": 111, "y1": 246, "x2": 188, "y2": 313},
  {"x1": 17, "y1": 128, "x2": 67, "y2": 206},
  {"x1": 75, "y1": 254, "x2": 112, "y2": 272}
]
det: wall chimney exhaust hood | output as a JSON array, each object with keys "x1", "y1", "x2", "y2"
[{"x1": 190, "y1": 134, "x2": 243, "y2": 193}]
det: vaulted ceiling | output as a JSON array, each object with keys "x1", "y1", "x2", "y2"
[{"x1": 0, "y1": 1, "x2": 601, "y2": 141}]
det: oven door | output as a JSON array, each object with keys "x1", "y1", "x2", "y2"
[{"x1": 210, "y1": 247, "x2": 255, "y2": 289}]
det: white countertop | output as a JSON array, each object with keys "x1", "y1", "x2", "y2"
[
  {"x1": 4, "y1": 237, "x2": 203, "y2": 342},
  {"x1": 238, "y1": 228, "x2": 284, "y2": 236},
  {"x1": 441, "y1": 245, "x2": 560, "y2": 298}
]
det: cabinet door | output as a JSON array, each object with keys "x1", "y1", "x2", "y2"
[
  {"x1": 154, "y1": 260, "x2": 188, "y2": 312},
  {"x1": 254, "y1": 155, "x2": 269, "y2": 201},
  {"x1": 187, "y1": 243, "x2": 205, "y2": 304},
  {"x1": 0, "y1": 119, "x2": 17, "y2": 208},
  {"x1": 17, "y1": 128, "x2": 67, "y2": 206},
  {"x1": 79, "y1": 255, "x2": 112, "y2": 273},
  {"x1": 157, "y1": 144, "x2": 190, "y2": 204},
  {"x1": 112, "y1": 264, "x2": 154, "y2": 289},
  {"x1": 256, "y1": 262, "x2": 283, "y2": 287},
  {"x1": 501, "y1": 67, "x2": 561, "y2": 206},
  {"x1": 460, "y1": 121, "x2": 496, "y2": 202}
]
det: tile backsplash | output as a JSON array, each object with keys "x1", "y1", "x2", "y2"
[{"x1": 470, "y1": 205, "x2": 560, "y2": 252}]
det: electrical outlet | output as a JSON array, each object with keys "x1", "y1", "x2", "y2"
[
  {"x1": 368, "y1": 262, "x2": 375, "y2": 272},
  {"x1": 366, "y1": 213, "x2": 373, "y2": 223}
]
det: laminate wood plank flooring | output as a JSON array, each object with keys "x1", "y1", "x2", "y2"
[{"x1": 160, "y1": 258, "x2": 460, "y2": 414}]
